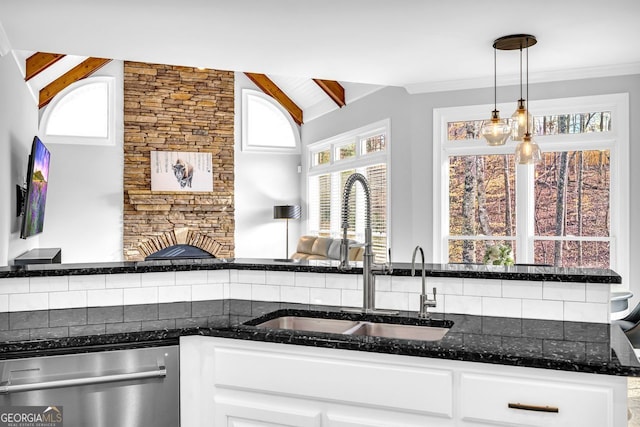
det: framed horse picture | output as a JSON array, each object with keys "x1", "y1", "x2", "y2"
[{"x1": 150, "y1": 151, "x2": 213, "y2": 192}]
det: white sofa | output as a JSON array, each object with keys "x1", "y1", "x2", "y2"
[{"x1": 291, "y1": 235, "x2": 363, "y2": 261}]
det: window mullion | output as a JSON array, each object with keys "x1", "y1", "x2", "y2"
[{"x1": 515, "y1": 163, "x2": 535, "y2": 263}]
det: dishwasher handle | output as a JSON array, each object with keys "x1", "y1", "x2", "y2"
[{"x1": 0, "y1": 366, "x2": 166, "y2": 394}]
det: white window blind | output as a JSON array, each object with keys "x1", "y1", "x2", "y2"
[{"x1": 307, "y1": 120, "x2": 389, "y2": 263}]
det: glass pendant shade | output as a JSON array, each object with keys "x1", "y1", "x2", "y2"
[
  {"x1": 510, "y1": 99, "x2": 533, "y2": 141},
  {"x1": 481, "y1": 110, "x2": 510, "y2": 146},
  {"x1": 514, "y1": 133, "x2": 542, "y2": 164}
]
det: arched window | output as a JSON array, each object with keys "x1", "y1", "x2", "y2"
[
  {"x1": 40, "y1": 76, "x2": 116, "y2": 145},
  {"x1": 241, "y1": 89, "x2": 300, "y2": 153}
]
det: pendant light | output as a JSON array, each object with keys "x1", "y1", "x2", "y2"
[
  {"x1": 481, "y1": 46, "x2": 510, "y2": 146},
  {"x1": 509, "y1": 45, "x2": 533, "y2": 141},
  {"x1": 494, "y1": 35, "x2": 536, "y2": 142},
  {"x1": 514, "y1": 36, "x2": 541, "y2": 164}
]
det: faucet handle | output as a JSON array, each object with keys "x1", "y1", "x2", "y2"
[
  {"x1": 338, "y1": 238, "x2": 352, "y2": 271},
  {"x1": 385, "y1": 248, "x2": 393, "y2": 274}
]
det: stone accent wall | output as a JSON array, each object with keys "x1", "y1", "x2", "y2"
[{"x1": 123, "y1": 62, "x2": 234, "y2": 260}]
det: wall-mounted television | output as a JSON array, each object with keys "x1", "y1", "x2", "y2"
[{"x1": 16, "y1": 136, "x2": 51, "y2": 239}]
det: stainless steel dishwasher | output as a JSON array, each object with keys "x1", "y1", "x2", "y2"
[{"x1": 0, "y1": 345, "x2": 179, "y2": 427}]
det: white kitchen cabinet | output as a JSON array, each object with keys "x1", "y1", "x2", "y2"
[
  {"x1": 180, "y1": 336, "x2": 628, "y2": 427},
  {"x1": 458, "y1": 369, "x2": 627, "y2": 427},
  {"x1": 180, "y1": 336, "x2": 454, "y2": 426}
]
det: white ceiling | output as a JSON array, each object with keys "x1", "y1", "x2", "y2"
[{"x1": 1, "y1": 0, "x2": 639, "y2": 93}]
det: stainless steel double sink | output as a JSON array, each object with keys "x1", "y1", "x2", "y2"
[{"x1": 252, "y1": 315, "x2": 450, "y2": 341}]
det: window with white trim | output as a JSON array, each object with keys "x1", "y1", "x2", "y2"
[
  {"x1": 307, "y1": 120, "x2": 390, "y2": 262},
  {"x1": 241, "y1": 89, "x2": 300, "y2": 153},
  {"x1": 433, "y1": 94, "x2": 629, "y2": 283},
  {"x1": 40, "y1": 76, "x2": 116, "y2": 146}
]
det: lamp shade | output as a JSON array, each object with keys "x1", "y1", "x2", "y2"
[{"x1": 273, "y1": 205, "x2": 301, "y2": 220}]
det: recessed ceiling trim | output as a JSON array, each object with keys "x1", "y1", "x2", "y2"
[{"x1": 404, "y1": 62, "x2": 640, "y2": 95}]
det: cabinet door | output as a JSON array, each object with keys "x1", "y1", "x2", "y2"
[
  {"x1": 215, "y1": 399, "x2": 321, "y2": 427},
  {"x1": 459, "y1": 372, "x2": 624, "y2": 427}
]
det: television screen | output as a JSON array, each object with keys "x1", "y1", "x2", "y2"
[{"x1": 20, "y1": 136, "x2": 51, "y2": 239}]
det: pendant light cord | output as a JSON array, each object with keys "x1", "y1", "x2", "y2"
[
  {"x1": 525, "y1": 37, "x2": 529, "y2": 135},
  {"x1": 519, "y1": 46, "x2": 523, "y2": 100},
  {"x1": 493, "y1": 47, "x2": 497, "y2": 111}
]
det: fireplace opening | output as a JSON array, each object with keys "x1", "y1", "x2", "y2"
[
  {"x1": 137, "y1": 227, "x2": 222, "y2": 261},
  {"x1": 145, "y1": 244, "x2": 215, "y2": 261}
]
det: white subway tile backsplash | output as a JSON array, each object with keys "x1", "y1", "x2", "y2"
[
  {"x1": 158, "y1": 285, "x2": 191, "y2": 303},
  {"x1": 502, "y1": 280, "x2": 543, "y2": 300},
  {"x1": 124, "y1": 287, "x2": 158, "y2": 305},
  {"x1": 50, "y1": 291, "x2": 87, "y2": 309},
  {"x1": 374, "y1": 276, "x2": 392, "y2": 292},
  {"x1": 266, "y1": 271, "x2": 296, "y2": 287},
  {"x1": 522, "y1": 299, "x2": 564, "y2": 321},
  {"x1": 227, "y1": 283, "x2": 252, "y2": 300},
  {"x1": 192, "y1": 283, "x2": 225, "y2": 301},
  {"x1": 464, "y1": 279, "x2": 501, "y2": 297},
  {"x1": 106, "y1": 274, "x2": 141, "y2": 289},
  {"x1": 0, "y1": 278, "x2": 29, "y2": 294},
  {"x1": 87, "y1": 289, "x2": 123, "y2": 307},
  {"x1": 281, "y1": 287, "x2": 310, "y2": 304},
  {"x1": 445, "y1": 295, "x2": 482, "y2": 316},
  {"x1": 207, "y1": 270, "x2": 230, "y2": 284},
  {"x1": 309, "y1": 288, "x2": 341, "y2": 306},
  {"x1": 482, "y1": 297, "x2": 522, "y2": 318},
  {"x1": 10, "y1": 293, "x2": 49, "y2": 311},
  {"x1": 429, "y1": 277, "x2": 463, "y2": 295},
  {"x1": 564, "y1": 301, "x2": 609, "y2": 323},
  {"x1": 341, "y1": 290, "x2": 361, "y2": 308},
  {"x1": 391, "y1": 276, "x2": 421, "y2": 293},
  {"x1": 586, "y1": 283, "x2": 610, "y2": 303},
  {"x1": 543, "y1": 282, "x2": 585, "y2": 302},
  {"x1": 252, "y1": 285, "x2": 281, "y2": 302},
  {"x1": 376, "y1": 291, "x2": 409, "y2": 311},
  {"x1": 176, "y1": 271, "x2": 208, "y2": 286},
  {"x1": 325, "y1": 273, "x2": 357, "y2": 290},
  {"x1": 0, "y1": 266, "x2": 611, "y2": 324},
  {"x1": 141, "y1": 272, "x2": 175, "y2": 287},
  {"x1": 69, "y1": 275, "x2": 106, "y2": 290},
  {"x1": 236, "y1": 270, "x2": 266, "y2": 284},
  {"x1": 30, "y1": 276, "x2": 68, "y2": 293},
  {"x1": 295, "y1": 273, "x2": 325, "y2": 288}
]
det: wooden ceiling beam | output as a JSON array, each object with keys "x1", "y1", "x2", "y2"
[
  {"x1": 25, "y1": 52, "x2": 66, "y2": 81},
  {"x1": 244, "y1": 72, "x2": 303, "y2": 125},
  {"x1": 39, "y1": 57, "x2": 111, "y2": 108},
  {"x1": 313, "y1": 79, "x2": 345, "y2": 108}
]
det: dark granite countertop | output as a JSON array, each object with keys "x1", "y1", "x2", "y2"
[
  {"x1": 0, "y1": 258, "x2": 622, "y2": 284},
  {"x1": 0, "y1": 299, "x2": 637, "y2": 376}
]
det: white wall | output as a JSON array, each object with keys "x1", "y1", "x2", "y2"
[
  {"x1": 34, "y1": 61, "x2": 124, "y2": 263},
  {"x1": 0, "y1": 52, "x2": 39, "y2": 265},
  {"x1": 234, "y1": 72, "x2": 302, "y2": 258},
  {"x1": 302, "y1": 75, "x2": 640, "y2": 298}
]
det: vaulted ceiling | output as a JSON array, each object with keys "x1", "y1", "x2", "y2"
[
  {"x1": 12, "y1": 49, "x2": 382, "y2": 124},
  {"x1": 2, "y1": 1, "x2": 639, "y2": 100}
]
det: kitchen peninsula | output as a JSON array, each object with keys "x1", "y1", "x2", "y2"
[{"x1": 0, "y1": 259, "x2": 634, "y2": 426}]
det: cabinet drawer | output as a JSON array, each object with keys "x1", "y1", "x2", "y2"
[
  {"x1": 460, "y1": 372, "x2": 615, "y2": 427},
  {"x1": 212, "y1": 344, "x2": 453, "y2": 417}
]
